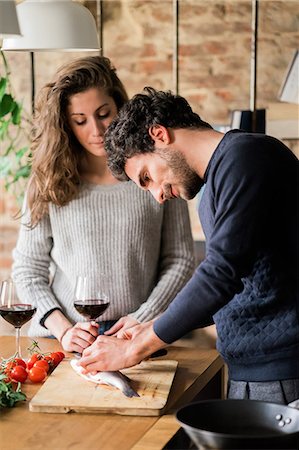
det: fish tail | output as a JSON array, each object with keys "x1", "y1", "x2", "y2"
[{"x1": 122, "y1": 385, "x2": 140, "y2": 398}]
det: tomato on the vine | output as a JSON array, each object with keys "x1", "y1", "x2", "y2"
[
  {"x1": 0, "y1": 340, "x2": 66, "y2": 386},
  {"x1": 55, "y1": 351, "x2": 65, "y2": 362},
  {"x1": 14, "y1": 358, "x2": 27, "y2": 369},
  {"x1": 10, "y1": 365, "x2": 28, "y2": 383},
  {"x1": 49, "y1": 352, "x2": 61, "y2": 366},
  {"x1": 43, "y1": 355, "x2": 54, "y2": 366},
  {"x1": 28, "y1": 366, "x2": 47, "y2": 383},
  {"x1": 4, "y1": 358, "x2": 27, "y2": 375},
  {"x1": 33, "y1": 359, "x2": 50, "y2": 373},
  {"x1": 4, "y1": 361, "x2": 16, "y2": 375},
  {"x1": 27, "y1": 353, "x2": 41, "y2": 370}
]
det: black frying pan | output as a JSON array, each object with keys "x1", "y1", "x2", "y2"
[{"x1": 176, "y1": 399, "x2": 299, "y2": 449}]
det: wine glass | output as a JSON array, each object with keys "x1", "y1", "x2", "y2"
[
  {"x1": 0, "y1": 279, "x2": 36, "y2": 358},
  {"x1": 73, "y1": 275, "x2": 110, "y2": 322}
]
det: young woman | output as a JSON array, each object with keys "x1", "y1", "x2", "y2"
[{"x1": 12, "y1": 56, "x2": 195, "y2": 354}]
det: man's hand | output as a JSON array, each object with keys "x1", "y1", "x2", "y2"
[
  {"x1": 104, "y1": 316, "x2": 140, "y2": 338},
  {"x1": 61, "y1": 321, "x2": 98, "y2": 353},
  {"x1": 78, "y1": 320, "x2": 166, "y2": 372}
]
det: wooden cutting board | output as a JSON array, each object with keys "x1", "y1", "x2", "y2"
[{"x1": 29, "y1": 358, "x2": 178, "y2": 416}]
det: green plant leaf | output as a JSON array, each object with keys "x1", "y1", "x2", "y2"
[
  {"x1": 0, "y1": 119, "x2": 10, "y2": 139},
  {"x1": 0, "y1": 372, "x2": 26, "y2": 408},
  {"x1": 12, "y1": 102, "x2": 22, "y2": 125},
  {"x1": 13, "y1": 164, "x2": 31, "y2": 181},
  {"x1": 0, "y1": 52, "x2": 31, "y2": 198},
  {"x1": 16, "y1": 146, "x2": 29, "y2": 160},
  {"x1": 0, "y1": 78, "x2": 7, "y2": 102},
  {"x1": 0, "y1": 93, "x2": 15, "y2": 117}
]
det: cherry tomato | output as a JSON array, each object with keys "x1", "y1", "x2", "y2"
[
  {"x1": 4, "y1": 358, "x2": 27, "y2": 379},
  {"x1": 42, "y1": 356, "x2": 55, "y2": 374},
  {"x1": 34, "y1": 359, "x2": 50, "y2": 373},
  {"x1": 4, "y1": 361, "x2": 16, "y2": 375},
  {"x1": 10, "y1": 365, "x2": 28, "y2": 383},
  {"x1": 14, "y1": 358, "x2": 27, "y2": 369},
  {"x1": 28, "y1": 366, "x2": 47, "y2": 383},
  {"x1": 49, "y1": 352, "x2": 61, "y2": 366},
  {"x1": 55, "y1": 351, "x2": 65, "y2": 362},
  {"x1": 27, "y1": 353, "x2": 41, "y2": 370}
]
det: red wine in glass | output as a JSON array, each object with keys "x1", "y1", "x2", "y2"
[
  {"x1": 74, "y1": 299, "x2": 109, "y2": 320},
  {"x1": 0, "y1": 279, "x2": 36, "y2": 357},
  {"x1": 0, "y1": 304, "x2": 36, "y2": 327},
  {"x1": 74, "y1": 276, "x2": 110, "y2": 322}
]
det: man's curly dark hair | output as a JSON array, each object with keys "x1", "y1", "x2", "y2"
[{"x1": 105, "y1": 87, "x2": 212, "y2": 180}]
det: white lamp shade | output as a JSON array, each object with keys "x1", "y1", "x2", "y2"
[
  {"x1": 0, "y1": 0, "x2": 21, "y2": 37},
  {"x1": 1, "y1": 0, "x2": 99, "y2": 51}
]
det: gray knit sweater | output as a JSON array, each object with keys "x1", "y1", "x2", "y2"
[{"x1": 12, "y1": 180, "x2": 195, "y2": 337}]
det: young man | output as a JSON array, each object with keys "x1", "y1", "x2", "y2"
[{"x1": 79, "y1": 88, "x2": 299, "y2": 404}]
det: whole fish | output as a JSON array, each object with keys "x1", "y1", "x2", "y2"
[{"x1": 70, "y1": 359, "x2": 139, "y2": 398}]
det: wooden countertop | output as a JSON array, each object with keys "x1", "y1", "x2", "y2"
[{"x1": 0, "y1": 334, "x2": 224, "y2": 450}]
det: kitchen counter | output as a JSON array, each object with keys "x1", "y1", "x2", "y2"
[{"x1": 0, "y1": 335, "x2": 224, "y2": 450}]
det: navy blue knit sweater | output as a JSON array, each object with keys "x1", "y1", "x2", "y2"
[{"x1": 154, "y1": 130, "x2": 298, "y2": 382}]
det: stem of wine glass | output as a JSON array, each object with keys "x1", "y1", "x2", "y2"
[{"x1": 15, "y1": 327, "x2": 21, "y2": 358}]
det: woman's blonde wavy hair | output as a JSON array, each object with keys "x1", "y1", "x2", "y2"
[{"x1": 27, "y1": 56, "x2": 128, "y2": 227}]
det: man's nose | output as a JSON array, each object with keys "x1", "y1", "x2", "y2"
[{"x1": 150, "y1": 186, "x2": 166, "y2": 204}]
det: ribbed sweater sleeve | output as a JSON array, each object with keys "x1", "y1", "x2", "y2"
[
  {"x1": 129, "y1": 196, "x2": 195, "y2": 322},
  {"x1": 12, "y1": 208, "x2": 61, "y2": 329},
  {"x1": 12, "y1": 181, "x2": 195, "y2": 337}
]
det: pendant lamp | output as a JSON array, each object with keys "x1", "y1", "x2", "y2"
[
  {"x1": 1, "y1": 0, "x2": 99, "y2": 51},
  {"x1": 0, "y1": 0, "x2": 21, "y2": 37}
]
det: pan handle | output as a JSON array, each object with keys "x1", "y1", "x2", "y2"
[{"x1": 288, "y1": 399, "x2": 299, "y2": 409}]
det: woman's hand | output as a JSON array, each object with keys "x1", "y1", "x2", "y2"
[
  {"x1": 104, "y1": 316, "x2": 140, "y2": 338},
  {"x1": 60, "y1": 321, "x2": 98, "y2": 353}
]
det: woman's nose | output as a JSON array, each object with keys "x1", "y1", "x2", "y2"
[{"x1": 91, "y1": 119, "x2": 104, "y2": 136}]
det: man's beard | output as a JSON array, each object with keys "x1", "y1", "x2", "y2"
[{"x1": 156, "y1": 148, "x2": 204, "y2": 200}]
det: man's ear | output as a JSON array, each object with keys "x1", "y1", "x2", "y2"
[{"x1": 148, "y1": 125, "x2": 170, "y2": 146}]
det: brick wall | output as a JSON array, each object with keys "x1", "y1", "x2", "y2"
[{"x1": 1, "y1": 0, "x2": 298, "y2": 280}]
